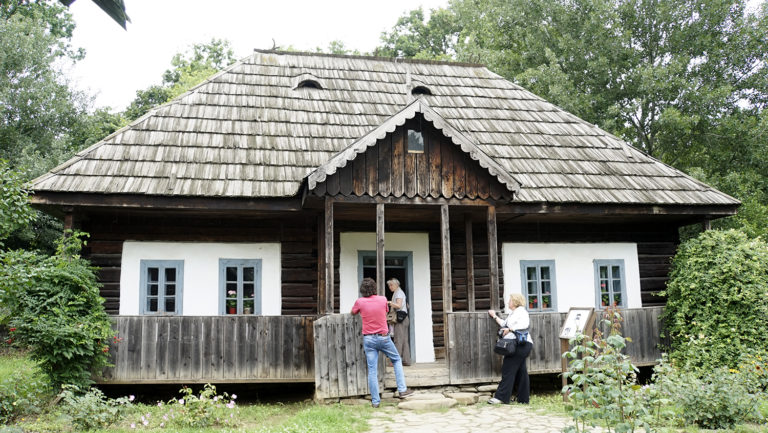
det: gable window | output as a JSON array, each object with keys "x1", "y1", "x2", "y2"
[
  {"x1": 220, "y1": 259, "x2": 262, "y2": 315},
  {"x1": 411, "y1": 85, "x2": 432, "y2": 96},
  {"x1": 296, "y1": 79, "x2": 322, "y2": 89},
  {"x1": 520, "y1": 260, "x2": 556, "y2": 311},
  {"x1": 407, "y1": 129, "x2": 424, "y2": 153},
  {"x1": 140, "y1": 260, "x2": 183, "y2": 315},
  {"x1": 594, "y1": 259, "x2": 625, "y2": 308}
]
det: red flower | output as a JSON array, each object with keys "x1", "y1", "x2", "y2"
[
  {"x1": 102, "y1": 347, "x2": 109, "y2": 353},
  {"x1": 8, "y1": 327, "x2": 16, "y2": 332},
  {"x1": 5, "y1": 338, "x2": 13, "y2": 344}
]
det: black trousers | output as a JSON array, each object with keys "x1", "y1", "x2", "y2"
[{"x1": 494, "y1": 341, "x2": 532, "y2": 403}]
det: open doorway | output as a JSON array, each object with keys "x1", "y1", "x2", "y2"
[{"x1": 359, "y1": 252, "x2": 415, "y2": 362}]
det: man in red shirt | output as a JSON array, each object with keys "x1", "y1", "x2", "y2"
[{"x1": 351, "y1": 277, "x2": 413, "y2": 407}]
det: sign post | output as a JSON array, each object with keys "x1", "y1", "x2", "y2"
[{"x1": 559, "y1": 307, "x2": 595, "y2": 401}]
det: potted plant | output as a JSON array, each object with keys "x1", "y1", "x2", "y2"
[{"x1": 227, "y1": 290, "x2": 237, "y2": 314}]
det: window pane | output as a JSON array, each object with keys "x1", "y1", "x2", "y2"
[
  {"x1": 164, "y1": 268, "x2": 176, "y2": 282},
  {"x1": 600, "y1": 280, "x2": 609, "y2": 294},
  {"x1": 148, "y1": 284, "x2": 158, "y2": 296},
  {"x1": 243, "y1": 267, "x2": 254, "y2": 282},
  {"x1": 243, "y1": 283, "x2": 255, "y2": 298},
  {"x1": 599, "y1": 265, "x2": 608, "y2": 279},
  {"x1": 601, "y1": 294, "x2": 609, "y2": 307},
  {"x1": 611, "y1": 266, "x2": 620, "y2": 279},
  {"x1": 148, "y1": 267, "x2": 159, "y2": 282},
  {"x1": 528, "y1": 296, "x2": 538, "y2": 309},
  {"x1": 407, "y1": 129, "x2": 424, "y2": 152},
  {"x1": 541, "y1": 281, "x2": 551, "y2": 295},
  {"x1": 612, "y1": 279, "x2": 622, "y2": 295},
  {"x1": 542, "y1": 295, "x2": 551, "y2": 309},
  {"x1": 539, "y1": 266, "x2": 550, "y2": 281},
  {"x1": 614, "y1": 293, "x2": 622, "y2": 306},
  {"x1": 165, "y1": 284, "x2": 175, "y2": 296},
  {"x1": 226, "y1": 282, "x2": 237, "y2": 297},
  {"x1": 226, "y1": 267, "x2": 237, "y2": 282},
  {"x1": 165, "y1": 298, "x2": 175, "y2": 312},
  {"x1": 147, "y1": 297, "x2": 158, "y2": 312},
  {"x1": 243, "y1": 299, "x2": 254, "y2": 314},
  {"x1": 362, "y1": 257, "x2": 376, "y2": 266},
  {"x1": 526, "y1": 267, "x2": 537, "y2": 281},
  {"x1": 527, "y1": 281, "x2": 537, "y2": 295}
]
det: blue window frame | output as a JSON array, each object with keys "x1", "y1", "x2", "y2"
[
  {"x1": 594, "y1": 259, "x2": 626, "y2": 308},
  {"x1": 219, "y1": 259, "x2": 262, "y2": 315},
  {"x1": 520, "y1": 260, "x2": 556, "y2": 311},
  {"x1": 139, "y1": 260, "x2": 183, "y2": 315}
]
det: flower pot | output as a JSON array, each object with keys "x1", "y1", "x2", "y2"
[
  {"x1": 228, "y1": 307, "x2": 236, "y2": 314},
  {"x1": 243, "y1": 307, "x2": 252, "y2": 315}
]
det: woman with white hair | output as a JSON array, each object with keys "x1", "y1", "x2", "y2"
[{"x1": 386, "y1": 278, "x2": 412, "y2": 366}]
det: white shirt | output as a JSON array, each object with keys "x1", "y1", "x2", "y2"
[{"x1": 501, "y1": 307, "x2": 533, "y2": 343}]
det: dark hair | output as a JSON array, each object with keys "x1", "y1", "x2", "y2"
[{"x1": 359, "y1": 277, "x2": 377, "y2": 297}]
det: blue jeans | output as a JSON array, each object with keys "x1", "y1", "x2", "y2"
[{"x1": 363, "y1": 335, "x2": 407, "y2": 405}]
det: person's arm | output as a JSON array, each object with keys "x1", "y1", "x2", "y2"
[
  {"x1": 350, "y1": 300, "x2": 360, "y2": 315},
  {"x1": 388, "y1": 295, "x2": 404, "y2": 310},
  {"x1": 488, "y1": 309, "x2": 505, "y2": 327}
]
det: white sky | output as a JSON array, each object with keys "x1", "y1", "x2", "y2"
[{"x1": 68, "y1": 0, "x2": 449, "y2": 111}]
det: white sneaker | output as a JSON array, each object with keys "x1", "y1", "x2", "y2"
[{"x1": 487, "y1": 397, "x2": 503, "y2": 405}]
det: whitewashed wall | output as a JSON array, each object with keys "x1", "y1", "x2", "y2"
[
  {"x1": 120, "y1": 242, "x2": 281, "y2": 316},
  {"x1": 339, "y1": 232, "x2": 435, "y2": 363},
  {"x1": 501, "y1": 242, "x2": 642, "y2": 313}
]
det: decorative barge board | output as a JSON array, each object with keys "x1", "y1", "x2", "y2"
[{"x1": 29, "y1": 50, "x2": 738, "y2": 387}]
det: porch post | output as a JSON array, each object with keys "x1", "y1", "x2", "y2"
[
  {"x1": 323, "y1": 197, "x2": 334, "y2": 314},
  {"x1": 465, "y1": 213, "x2": 475, "y2": 312},
  {"x1": 487, "y1": 205, "x2": 500, "y2": 309},
  {"x1": 376, "y1": 203, "x2": 385, "y2": 295},
  {"x1": 441, "y1": 204, "x2": 452, "y2": 354},
  {"x1": 317, "y1": 213, "x2": 327, "y2": 314}
]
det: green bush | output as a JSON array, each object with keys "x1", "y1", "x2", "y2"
[
  {"x1": 657, "y1": 364, "x2": 762, "y2": 429},
  {"x1": 0, "y1": 232, "x2": 115, "y2": 388},
  {"x1": 59, "y1": 385, "x2": 131, "y2": 430},
  {"x1": 129, "y1": 384, "x2": 239, "y2": 429},
  {"x1": 662, "y1": 229, "x2": 768, "y2": 370}
]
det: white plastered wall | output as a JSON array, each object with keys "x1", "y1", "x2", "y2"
[
  {"x1": 501, "y1": 243, "x2": 642, "y2": 313},
  {"x1": 120, "y1": 241, "x2": 281, "y2": 316},
  {"x1": 339, "y1": 232, "x2": 435, "y2": 363}
]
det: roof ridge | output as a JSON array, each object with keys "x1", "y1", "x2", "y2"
[{"x1": 252, "y1": 48, "x2": 487, "y2": 68}]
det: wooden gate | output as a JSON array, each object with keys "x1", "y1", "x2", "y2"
[
  {"x1": 447, "y1": 307, "x2": 666, "y2": 384},
  {"x1": 313, "y1": 314, "x2": 375, "y2": 399}
]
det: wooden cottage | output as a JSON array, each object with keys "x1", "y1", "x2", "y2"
[{"x1": 30, "y1": 50, "x2": 738, "y2": 397}]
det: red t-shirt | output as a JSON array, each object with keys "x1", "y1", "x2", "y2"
[{"x1": 351, "y1": 295, "x2": 389, "y2": 335}]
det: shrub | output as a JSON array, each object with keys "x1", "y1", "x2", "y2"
[
  {"x1": 662, "y1": 229, "x2": 768, "y2": 371},
  {"x1": 656, "y1": 364, "x2": 762, "y2": 429},
  {"x1": 130, "y1": 384, "x2": 239, "y2": 429},
  {"x1": 0, "y1": 232, "x2": 115, "y2": 388},
  {"x1": 59, "y1": 385, "x2": 132, "y2": 430}
]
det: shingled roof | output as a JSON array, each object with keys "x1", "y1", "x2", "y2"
[{"x1": 32, "y1": 50, "x2": 738, "y2": 206}]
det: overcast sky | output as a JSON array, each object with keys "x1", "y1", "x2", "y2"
[{"x1": 68, "y1": 0, "x2": 449, "y2": 111}]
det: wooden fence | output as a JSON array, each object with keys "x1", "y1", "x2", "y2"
[
  {"x1": 313, "y1": 314, "x2": 371, "y2": 399},
  {"x1": 99, "y1": 315, "x2": 316, "y2": 384},
  {"x1": 448, "y1": 307, "x2": 666, "y2": 384}
]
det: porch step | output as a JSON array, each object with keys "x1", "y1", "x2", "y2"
[{"x1": 383, "y1": 361, "x2": 449, "y2": 388}]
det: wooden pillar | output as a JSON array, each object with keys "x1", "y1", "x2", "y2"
[
  {"x1": 464, "y1": 213, "x2": 475, "y2": 312},
  {"x1": 487, "y1": 205, "x2": 500, "y2": 310},
  {"x1": 317, "y1": 213, "x2": 327, "y2": 314},
  {"x1": 63, "y1": 206, "x2": 75, "y2": 232},
  {"x1": 440, "y1": 204, "x2": 452, "y2": 354},
  {"x1": 702, "y1": 219, "x2": 712, "y2": 231},
  {"x1": 376, "y1": 203, "x2": 385, "y2": 295},
  {"x1": 323, "y1": 197, "x2": 334, "y2": 314}
]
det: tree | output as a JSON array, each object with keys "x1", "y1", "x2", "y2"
[
  {"x1": 125, "y1": 39, "x2": 237, "y2": 120},
  {"x1": 59, "y1": 0, "x2": 130, "y2": 29},
  {"x1": 377, "y1": 7, "x2": 458, "y2": 60}
]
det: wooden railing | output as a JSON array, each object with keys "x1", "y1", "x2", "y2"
[
  {"x1": 447, "y1": 307, "x2": 666, "y2": 384},
  {"x1": 99, "y1": 315, "x2": 316, "y2": 384}
]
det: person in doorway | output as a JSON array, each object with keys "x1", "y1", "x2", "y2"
[
  {"x1": 351, "y1": 277, "x2": 414, "y2": 407},
  {"x1": 386, "y1": 278, "x2": 412, "y2": 366},
  {"x1": 487, "y1": 293, "x2": 534, "y2": 404}
]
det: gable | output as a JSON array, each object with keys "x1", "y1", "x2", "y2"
[{"x1": 310, "y1": 117, "x2": 511, "y2": 201}]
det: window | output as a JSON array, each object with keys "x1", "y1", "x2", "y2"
[
  {"x1": 594, "y1": 259, "x2": 625, "y2": 308},
  {"x1": 296, "y1": 79, "x2": 322, "y2": 89},
  {"x1": 140, "y1": 260, "x2": 183, "y2": 315},
  {"x1": 411, "y1": 85, "x2": 432, "y2": 96},
  {"x1": 220, "y1": 259, "x2": 262, "y2": 315},
  {"x1": 520, "y1": 260, "x2": 556, "y2": 311},
  {"x1": 407, "y1": 129, "x2": 424, "y2": 153}
]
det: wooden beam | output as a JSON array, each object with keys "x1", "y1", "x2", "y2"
[
  {"x1": 324, "y1": 197, "x2": 334, "y2": 314},
  {"x1": 320, "y1": 194, "x2": 495, "y2": 207},
  {"x1": 487, "y1": 205, "x2": 500, "y2": 310},
  {"x1": 497, "y1": 202, "x2": 739, "y2": 217},
  {"x1": 440, "y1": 204, "x2": 452, "y2": 357},
  {"x1": 376, "y1": 203, "x2": 385, "y2": 295},
  {"x1": 464, "y1": 213, "x2": 475, "y2": 312},
  {"x1": 63, "y1": 206, "x2": 75, "y2": 231},
  {"x1": 702, "y1": 219, "x2": 712, "y2": 231},
  {"x1": 317, "y1": 213, "x2": 327, "y2": 314}
]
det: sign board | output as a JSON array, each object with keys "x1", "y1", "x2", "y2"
[{"x1": 559, "y1": 307, "x2": 595, "y2": 340}]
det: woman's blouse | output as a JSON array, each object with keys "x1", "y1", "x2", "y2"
[
  {"x1": 392, "y1": 289, "x2": 407, "y2": 314},
  {"x1": 501, "y1": 307, "x2": 533, "y2": 344}
]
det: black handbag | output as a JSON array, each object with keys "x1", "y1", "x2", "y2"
[
  {"x1": 494, "y1": 337, "x2": 517, "y2": 356},
  {"x1": 396, "y1": 310, "x2": 407, "y2": 323}
]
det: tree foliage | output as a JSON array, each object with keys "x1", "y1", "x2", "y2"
[
  {"x1": 662, "y1": 229, "x2": 768, "y2": 370},
  {"x1": 125, "y1": 39, "x2": 236, "y2": 120}
]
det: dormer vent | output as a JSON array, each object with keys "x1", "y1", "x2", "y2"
[
  {"x1": 411, "y1": 85, "x2": 432, "y2": 96},
  {"x1": 292, "y1": 73, "x2": 325, "y2": 90}
]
